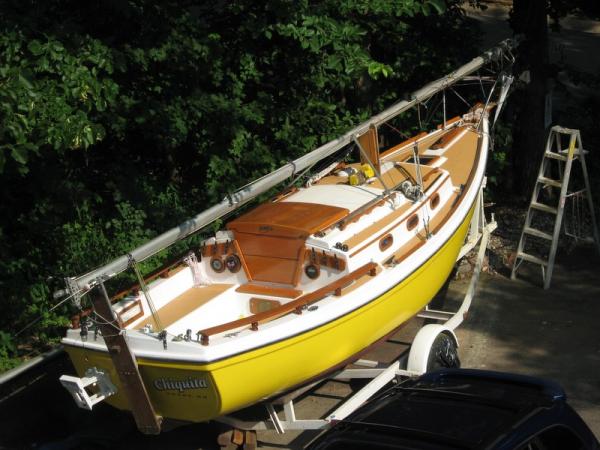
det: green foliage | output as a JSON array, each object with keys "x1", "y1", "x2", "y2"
[
  {"x1": 0, "y1": 0, "x2": 480, "y2": 368},
  {"x1": 0, "y1": 331, "x2": 19, "y2": 371},
  {"x1": 486, "y1": 121, "x2": 512, "y2": 199},
  {"x1": 0, "y1": 30, "x2": 118, "y2": 173}
]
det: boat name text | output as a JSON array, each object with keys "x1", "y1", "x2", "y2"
[{"x1": 153, "y1": 377, "x2": 207, "y2": 392}]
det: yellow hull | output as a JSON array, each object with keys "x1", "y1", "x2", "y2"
[{"x1": 65, "y1": 203, "x2": 475, "y2": 423}]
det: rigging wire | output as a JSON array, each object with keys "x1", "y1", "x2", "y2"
[
  {"x1": 383, "y1": 121, "x2": 410, "y2": 139},
  {"x1": 89, "y1": 310, "x2": 123, "y2": 334},
  {"x1": 14, "y1": 290, "x2": 81, "y2": 338},
  {"x1": 450, "y1": 87, "x2": 473, "y2": 109},
  {"x1": 478, "y1": 70, "x2": 486, "y2": 99}
]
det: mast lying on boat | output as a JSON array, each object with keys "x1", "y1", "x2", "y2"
[{"x1": 64, "y1": 39, "x2": 516, "y2": 298}]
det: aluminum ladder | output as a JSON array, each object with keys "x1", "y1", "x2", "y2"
[{"x1": 511, "y1": 126, "x2": 600, "y2": 289}]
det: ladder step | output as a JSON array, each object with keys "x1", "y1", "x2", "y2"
[
  {"x1": 530, "y1": 202, "x2": 558, "y2": 214},
  {"x1": 537, "y1": 176, "x2": 562, "y2": 188},
  {"x1": 544, "y1": 151, "x2": 568, "y2": 161},
  {"x1": 523, "y1": 226, "x2": 553, "y2": 240},
  {"x1": 559, "y1": 148, "x2": 587, "y2": 157},
  {"x1": 517, "y1": 252, "x2": 548, "y2": 266}
]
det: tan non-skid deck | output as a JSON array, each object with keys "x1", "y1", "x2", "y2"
[
  {"x1": 344, "y1": 125, "x2": 480, "y2": 253},
  {"x1": 140, "y1": 283, "x2": 233, "y2": 330}
]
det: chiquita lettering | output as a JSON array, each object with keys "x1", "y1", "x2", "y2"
[{"x1": 153, "y1": 377, "x2": 207, "y2": 392}]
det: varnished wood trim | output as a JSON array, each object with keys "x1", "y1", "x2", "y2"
[
  {"x1": 436, "y1": 116, "x2": 461, "y2": 129},
  {"x1": 272, "y1": 186, "x2": 299, "y2": 202},
  {"x1": 358, "y1": 125, "x2": 380, "y2": 172},
  {"x1": 389, "y1": 238, "x2": 427, "y2": 266},
  {"x1": 118, "y1": 299, "x2": 144, "y2": 328},
  {"x1": 431, "y1": 127, "x2": 463, "y2": 149},
  {"x1": 422, "y1": 168, "x2": 442, "y2": 183},
  {"x1": 199, "y1": 262, "x2": 378, "y2": 345},
  {"x1": 304, "y1": 248, "x2": 346, "y2": 272},
  {"x1": 202, "y1": 241, "x2": 234, "y2": 257},
  {"x1": 293, "y1": 248, "x2": 308, "y2": 285},
  {"x1": 236, "y1": 284, "x2": 302, "y2": 299},
  {"x1": 228, "y1": 202, "x2": 349, "y2": 237},
  {"x1": 232, "y1": 240, "x2": 252, "y2": 281},
  {"x1": 380, "y1": 131, "x2": 427, "y2": 159}
]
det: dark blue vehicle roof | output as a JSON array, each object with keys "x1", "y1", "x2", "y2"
[{"x1": 307, "y1": 369, "x2": 598, "y2": 450}]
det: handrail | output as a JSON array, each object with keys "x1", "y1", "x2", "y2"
[{"x1": 197, "y1": 262, "x2": 378, "y2": 345}]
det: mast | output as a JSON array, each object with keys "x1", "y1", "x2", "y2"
[{"x1": 64, "y1": 39, "x2": 516, "y2": 297}]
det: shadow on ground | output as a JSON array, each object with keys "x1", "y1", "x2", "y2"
[{"x1": 456, "y1": 245, "x2": 600, "y2": 439}]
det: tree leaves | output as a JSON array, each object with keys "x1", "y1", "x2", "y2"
[
  {"x1": 0, "y1": 0, "x2": 479, "y2": 357},
  {"x1": 0, "y1": 31, "x2": 118, "y2": 171}
]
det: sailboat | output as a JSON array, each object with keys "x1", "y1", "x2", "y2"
[{"x1": 59, "y1": 40, "x2": 515, "y2": 433}]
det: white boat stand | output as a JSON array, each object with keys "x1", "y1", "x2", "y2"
[{"x1": 214, "y1": 185, "x2": 496, "y2": 443}]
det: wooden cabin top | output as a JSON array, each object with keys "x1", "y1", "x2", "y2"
[{"x1": 227, "y1": 201, "x2": 349, "y2": 238}]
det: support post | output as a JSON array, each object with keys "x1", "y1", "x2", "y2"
[{"x1": 91, "y1": 283, "x2": 162, "y2": 434}]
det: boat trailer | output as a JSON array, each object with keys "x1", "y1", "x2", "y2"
[{"x1": 214, "y1": 183, "x2": 496, "y2": 448}]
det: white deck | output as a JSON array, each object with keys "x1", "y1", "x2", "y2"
[{"x1": 281, "y1": 184, "x2": 382, "y2": 212}]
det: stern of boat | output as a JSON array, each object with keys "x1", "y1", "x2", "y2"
[{"x1": 62, "y1": 343, "x2": 223, "y2": 423}]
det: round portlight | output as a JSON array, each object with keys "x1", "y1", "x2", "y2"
[
  {"x1": 210, "y1": 257, "x2": 225, "y2": 273},
  {"x1": 225, "y1": 254, "x2": 241, "y2": 273},
  {"x1": 430, "y1": 193, "x2": 440, "y2": 210},
  {"x1": 305, "y1": 264, "x2": 320, "y2": 280},
  {"x1": 407, "y1": 214, "x2": 419, "y2": 231},
  {"x1": 379, "y1": 234, "x2": 394, "y2": 251}
]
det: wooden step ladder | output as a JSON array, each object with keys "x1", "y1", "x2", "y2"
[{"x1": 511, "y1": 126, "x2": 600, "y2": 289}]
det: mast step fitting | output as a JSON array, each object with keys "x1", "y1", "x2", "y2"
[{"x1": 60, "y1": 367, "x2": 117, "y2": 410}]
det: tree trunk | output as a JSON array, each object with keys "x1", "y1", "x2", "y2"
[{"x1": 510, "y1": 0, "x2": 549, "y2": 198}]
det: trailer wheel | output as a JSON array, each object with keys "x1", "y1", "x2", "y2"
[{"x1": 426, "y1": 332, "x2": 460, "y2": 371}]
